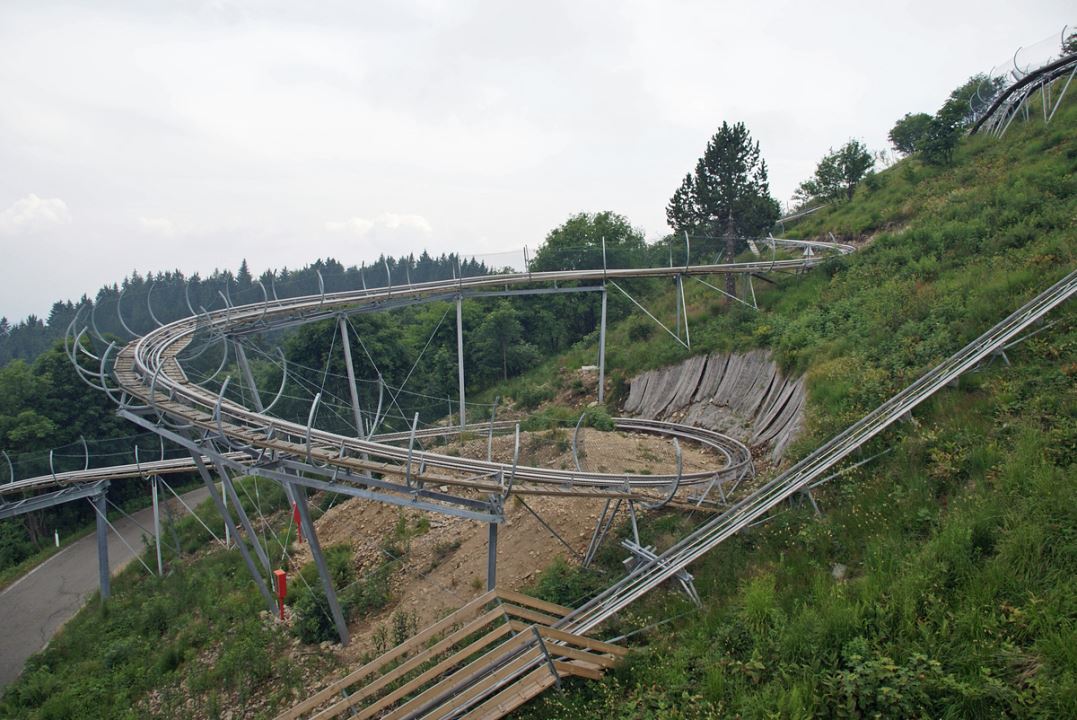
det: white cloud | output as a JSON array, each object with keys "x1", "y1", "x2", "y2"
[
  {"x1": 324, "y1": 213, "x2": 432, "y2": 237},
  {"x1": 378, "y1": 213, "x2": 433, "y2": 234},
  {"x1": 139, "y1": 216, "x2": 180, "y2": 236},
  {"x1": 324, "y1": 217, "x2": 375, "y2": 235},
  {"x1": 0, "y1": 194, "x2": 71, "y2": 235},
  {"x1": 0, "y1": 0, "x2": 1071, "y2": 321}
]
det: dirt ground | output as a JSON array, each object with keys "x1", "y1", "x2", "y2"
[{"x1": 289, "y1": 426, "x2": 722, "y2": 662}]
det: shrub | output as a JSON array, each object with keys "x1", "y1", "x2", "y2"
[
  {"x1": 514, "y1": 383, "x2": 554, "y2": 410},
  {"x1": 525, "y1": 557, "x2": 606, "y2": 608},
  {"x1": 626, "y1": 316, "x2": 654, "y2": 342},
  {"x1": 822, "y1": 639, "x2": 959, "y2": 719},
  {"x1": 292, "y1": 588, "x2": 338, "y2": 643}
]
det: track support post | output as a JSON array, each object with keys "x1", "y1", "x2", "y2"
[
  {"x1": 487, "y1": 516, "x2": 498, "y2": 591},
  {"x1": 216, "y1": 461, "x2": 272, "y2": 573},
  {"x1": 456, "y1": 296, "x2": 466, "y2": 428},
  {"x1": 233, "y1": 341, "x2": 265, "y2": 413},
  {"x1": 95, "y1": 484, "x2": 110, "y2": 601},
  {"x1": 152, "y1": 476, "x2": 164, "y2": 576},
  {"x1": 674, "y1": 275, "x2": 682, "y2": 342},
  {"x1": 290, "y1": 482, "x2": 351, "y2": 646},
  {"x1": 189, "y1": 452, "x2": 278, "y2": 616},
  {"x1": 338, "y1": 316, "x2": 366, "y2": 437},
  {"x1": 598, "y1": 286, "x2": 607, "y2": 403}
]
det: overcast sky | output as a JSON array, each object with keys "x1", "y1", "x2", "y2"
[{"x1": 1, "y1": 0, "x2": 1071, "y2": 322}]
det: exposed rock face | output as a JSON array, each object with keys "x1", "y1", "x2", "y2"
[{"x1": 623, "y1": 350, "x2": 804, "y2": 462}]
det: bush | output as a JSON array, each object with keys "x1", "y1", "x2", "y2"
[
  {"x1": 342, "y1": 562, "x2": 393, "y2": 619},
  {"x1": 822, "y1": 639, "x2": 959, "y2": 719},
  {"x1": 514, "y1": 383, "x2": 554, "y2": 410},
  {"x1": 287, "y1": 543, "x2": 354, "y2": 604},
  {"x1": 626, "y1": 316, "x2": 655, "y2": 342},
  {"x1": 525, "y1": 557, "x2": 606, "y2": 608},
  {"x1": 292, "y1": 587, "x2": 338, "y2": 644}
]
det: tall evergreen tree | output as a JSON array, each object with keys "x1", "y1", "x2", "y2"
[
  {"x1": 666, "y1": 122, "x2": 780, "y2": 293},
  {"x1": 237, "y1": 259, "x2": 253, "y2": 290}
]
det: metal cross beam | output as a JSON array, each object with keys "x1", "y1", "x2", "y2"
[
  {"x1": 228, "y1": 285, "x2": 607, "y2": 337},
  {"x1": 118, "y1": 410, "x2": 504, "y2": 523},
  {"x1": 0, "y1": 480, "x2": 109, "y2": 521}
]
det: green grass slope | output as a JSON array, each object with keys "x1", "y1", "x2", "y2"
[
  {"x1": 513, "y1": 102, "x2": 1077, "y2": 718},
  {"x1": 0, "y1": 97, "x2": 1072, "y2": 720}
]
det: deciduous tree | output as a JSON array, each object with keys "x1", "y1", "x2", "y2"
[
  {"x1": 889, "y1": 113, "x2": 933, "y2": 155},
  {"x1": 530, "y1": 211, "x2": 647, "y2": 272},
  {"x1": 796, "y1": 140, "x2": 875, "y2": 203}
]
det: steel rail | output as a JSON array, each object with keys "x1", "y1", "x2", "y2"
[
  {"x1": 0, "y1": 452, "x2": 253, "y2": 497},
  {"x1": 69, "y1": 224, "x2": 1069, "y2": 718},
  {"x1": 397, "y1": 268, "x2": 1077, "y2": 719},
  {"x1": 970, "y1": 52, "x2": 1077, "y2": 134},
  {"x1": 562, "y1": 267, "x2": 1077, "y2": 634},
  {"x1": 372, "y1": 418, "x2": 751, "y2": 482},
  {"x1": 115, "y1": 239, "x2": 848, "y2": 498},
  {"x1": 118, "y1": 362, "x2": 731, "y2": 491}
]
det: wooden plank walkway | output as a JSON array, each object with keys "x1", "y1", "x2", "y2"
[{"x1": 275, "y1": 589, "x2": 625, "y2": 720}]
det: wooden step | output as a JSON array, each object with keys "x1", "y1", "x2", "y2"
[
  {"x1": 276, "y1": 588, "x2": 622, "y2": 720},
  {"x1": 457, "y1": 665, "x2": 559, "y2": 720}
]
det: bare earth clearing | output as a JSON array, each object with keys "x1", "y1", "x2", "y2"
[{"x1": 291, "y1": 428, "x2": 720, "y2": 664}]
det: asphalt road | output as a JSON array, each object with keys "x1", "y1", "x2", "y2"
[{"x1": 0, "y1": 485, "x2": 210, "y2": 689}]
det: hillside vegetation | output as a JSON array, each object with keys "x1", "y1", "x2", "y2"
[
  {"x1": 510, "y1": 94, "x2": 1076, "y2": 717},
  {"x1": 1, "y1": 87, "x2": 1073, "y2": 720}
]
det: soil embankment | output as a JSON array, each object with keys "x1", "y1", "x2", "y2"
[{"x1": 624, "y1": 350, "x2": 804, "y2": 461}]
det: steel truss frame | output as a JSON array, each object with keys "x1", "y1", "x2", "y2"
[{"x1": 9, "y1": 234, "x2": 848, "y2": 649}]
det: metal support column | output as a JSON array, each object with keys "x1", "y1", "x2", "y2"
[
  {"x1": 152, "y1": 476, "x2": 164, "y2": 576},
  {"x1": 233, "y1": 341, "x2": 264, "y2": 413},
  {"x1": 677, "y1": 273, "x2": 690, "y2": 348},
  {"x1": 598, "y1": 286, "x2": 607, "y2": 404},
  {"x1": 223, "y1": 480, "x2": 230, "y2": 548},
  {"x1": 190, "y1": 452, "x2": 277, "y2": 615},
  {"x1": 487, "y1": 520, "x2": 498, "y2": 591},
  {"x1": 337, "y1": 316, "x2": 366, "y2": 437},
  {"x1": 456, "y1": 296, "x2": 466, "y2": 428},
  {"x1": 674, "y1": 275, "x2": 682, "y2": 341},
  {"x1": 95, "y1": 487, "x2": 110, "y2": 601},
  {"x1": 290, "y1": 482, "x2": 350, "y2": 646},
  {"x1": 217, "y1": 461, "x2": 272, "y2": 573}
]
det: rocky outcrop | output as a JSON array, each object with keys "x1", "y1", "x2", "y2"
[{"x1": 623, "y1": 350, "x2": 804, "y2": 462}]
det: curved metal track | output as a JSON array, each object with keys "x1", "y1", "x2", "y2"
[
  {"x1": 16, "y1": 227, "x2": 1076, "y2": 719},
  {"x1": 280, "y1": 268, "x2": 1076, "y2": 720},
  {"x1": 970, "y1": 51, "x2": 1077, "y2": 135},
  {"x1": 106, "y1": 238, "x2": 850, "y2": 504}
]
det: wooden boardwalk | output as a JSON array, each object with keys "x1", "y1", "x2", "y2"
[{"x1": 276, "y1": 589, "x2": 625, "y2": 720}]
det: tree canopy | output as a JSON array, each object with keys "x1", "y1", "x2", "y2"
[
  {"x1": 889, "y1": 113, "x2": 933, "y2": 155},
  {"x1": 473, "y1": 301, "x2": 540, "y2": 382},
  {"x1": 795, "y1": 139, "x2": 875, "y2": 203},
  {"x1": 896, "y1": 74, "x2": 1006, "y2": 166},
  {"x1": 665, "y1": 121, "x2": 780, "y2": 259},
  {"x1": 530, "y1": 211, "x2": 647, "y2": 272}
]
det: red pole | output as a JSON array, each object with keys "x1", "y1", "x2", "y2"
[
  {"x1": 273, "y1": 569, "x2": 287, "y2": 621},
  {"x1": 293, "y1": 502, "x2": 303, "y2": 543}
]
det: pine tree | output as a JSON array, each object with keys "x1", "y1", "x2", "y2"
[
  {"x1": 237, "y1": 259, "x2": 253, "y2": 289},
  {"x1": 666, "y1": 122, "x2": 780, "y2": 260}
]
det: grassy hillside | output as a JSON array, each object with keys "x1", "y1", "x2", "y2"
[
  {"x1": 509, "y1": 97, "x2": 1076, "y2": 716},
  {"x1": 0, "y1": 480, "x2": 343, "y2": 719},
  {"x1": 1, "y1": 95, "x2": 1072, "y2": 720}
]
